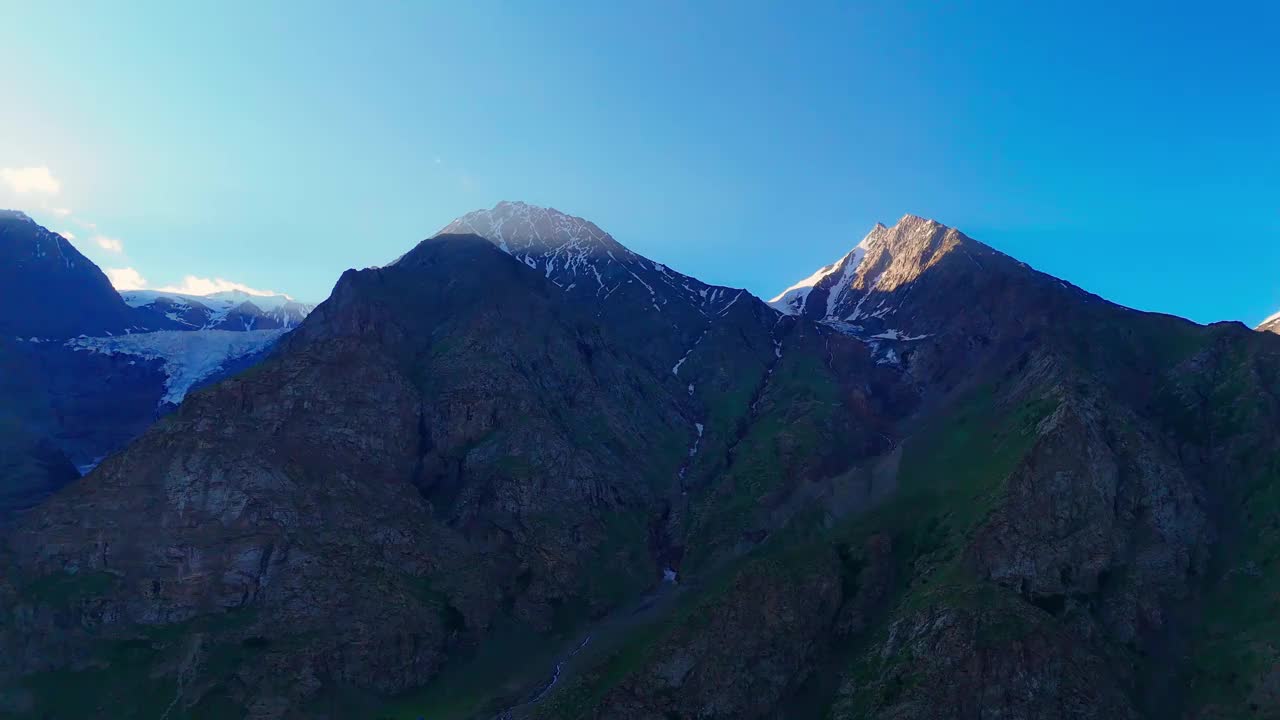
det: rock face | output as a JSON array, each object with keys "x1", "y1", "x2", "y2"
[{"x1": 5, "y1": 205, "x2": 1280, "y2": 720}]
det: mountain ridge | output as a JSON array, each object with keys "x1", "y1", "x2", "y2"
[{"x1": 5, "y1": 203, "x2": 1280, "y2": 719}]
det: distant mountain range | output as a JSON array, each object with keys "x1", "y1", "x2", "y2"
[
  {"x1": 3, "y1": 202, "x2": 1280, "y2": 720},
  {"x1": 123, "y1": 288, "x2": 313, "y2": 331}
]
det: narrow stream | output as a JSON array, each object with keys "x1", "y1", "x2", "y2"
[
  {"x1": 490, "y1": 634, "x2": 591, "y2": 720},
  {"x1": 490, "y1": 578, "x2": 684, "y2": 719}
]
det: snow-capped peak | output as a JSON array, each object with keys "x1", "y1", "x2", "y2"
[
  {"x1": 768, "y1": 213, "x2": 959, "y2": 331},
  {"x1": 122, "y1": 288, "x2": 313, "y2": 331},
  {"x1": 437, "y1": 200, "x2": 620, "y2": 257},
  {"x1": 1258, "y1": 308, "x2": 1280, "y2": 334},
  {"x1": 769, "y1": 223, "x2": 886, "y2": 316},
  {"x1": 0, "y1": 209, "x2": 34, "y2": 223},
  {"x1": 429, "y1": 201, "x2": 751, "y2": 318}
]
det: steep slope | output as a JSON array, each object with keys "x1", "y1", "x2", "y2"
[
  {"x1": 1257, "y1": 308, "x2": 1280, "y2": 334},
  {"x1": 769, "y1": 222, "x2": 885, "y2": 319},
  {"x1": 0, "y1": 339, "x2": 79, "y2": 521},
  {"x1": 0, "y1": 210, "x2": 164, "y2": 337}
]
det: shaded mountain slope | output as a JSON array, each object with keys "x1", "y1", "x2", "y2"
[
  {"x1": 6, "y1": 210, "x2": 1280, "y2": 720},
  {"x1": 534, "y1": 216, "x2": 1280, "y2": 720},
  {"x1": 0, "y1": 210, "x2": 163, "y2": 337},
  {"x1": 3, "y1": 235, "x2": 699, "y2": 716}
]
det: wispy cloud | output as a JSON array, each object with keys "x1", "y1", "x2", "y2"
[
  {"x1": 0, "y1": 166, "x2": 61, "y2": 195},
  {"x1": 58, "y1": 231, "x2": 76, "y2": 241},
  {"x1": 50, "y1": 207, "x2": 72, "y2": 216},
  {"x1": 94, "y1": 235, "x2": 124, "y2": 253},
  {"x1": 104, "y1": 267, "x2": 147, "y2": 291},
  {"x1": 155, "y1": 275, "x2": 283, "y2": 298}
]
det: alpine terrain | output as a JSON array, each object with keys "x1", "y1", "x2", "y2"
[
  {"x1": 3, "y1": 203, "x2": 1280, "y2": 720},
  {"x1": 0, "y1": 210, "x2": 311, "y2": 522}
]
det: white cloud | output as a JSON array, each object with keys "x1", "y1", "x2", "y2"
[
  {"x1": 154, "y1": 275, "x2": 284, "y2": 298},
  {"x1": 58, "y1": 231, "x2": 76, "y2": 241},
  {"x1": 105, "y1": 267, "x2": 147, "y2": 291},
  {"x1": 104, "y1": 268, "x2": 285, "y2": 298},
  {"x1": 50, "y1": 207, "x2": 72, "y2": 217},
  {"x1": 94, "y1": 235, "x2": 124, "y2": 253},
  {"x1": 0, "y1": 166, "x2": 61, "y2": 195}
]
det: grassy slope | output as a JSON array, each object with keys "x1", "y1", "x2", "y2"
[
  {"x1": 1162, "y1": 335, "x2": 1280, "y2": 718},
  {"x1": 528, "y1": 380, "x2": 1057, "y2": 719},
  {"x1": 825, "y1": 382, "x2": 1058, "y2": 718}
]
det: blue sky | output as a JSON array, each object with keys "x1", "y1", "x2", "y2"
[{"x1": 1, "y1": 1, "x2": 1277, "y2": 323}]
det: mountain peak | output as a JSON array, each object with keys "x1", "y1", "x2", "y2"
[
  {"x1": 1258, "y1": 309, "x2": 1280, "y2": 334},
  {"x1": 437, "y1": 201, "x2": 618, "y2": 257},
  {"x1": 0, "y1": 210, "x2": 149, "y2": 336},
  {"x1": 769, "y1": 223, "x2": 887, "y2": 311},
  {"x1": 769, "y1": 213, "x2": 976, "y2": 321},
  {"x1": 895, "y1": 213, "x2": 937, "y2": 227},
  {"x1": 0, "y1": 209, "x2": 34, "y2": 223},
  {"x1": 424, "y1": 201, "x2": 758, "y2": 354}
]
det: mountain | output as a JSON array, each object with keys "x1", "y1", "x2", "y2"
[
  {"x1": 435, "y1": 201, "x2": 763, "y2": 376},
  {"x1": 1258, "y1": 309, "x2": 1280, "y2": 334},
  {"x1": 0, "y1": 213, "x2": 303, "y2": 523},
  {"x1": 0, "y1": 210, "x2": 164, "y2": 337},
  {"x1": 124, "y1": 289, "x2": 313, "y2": 330},
  {"x1": 435, "y1": 201, "x2": 741, "y2": 320},
  {"x1": 5, "y1": 206, "x2": 1280, "y2": 720}
]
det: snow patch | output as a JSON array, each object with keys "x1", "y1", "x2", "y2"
[{"x1": 869, "y1": 329, "x2": 931, "y2": 341}]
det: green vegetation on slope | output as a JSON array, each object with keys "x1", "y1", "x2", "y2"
[
  {"x1": 683, "y1": 345, "x2": 846, "y2": 572},
  {"x1": 531, "y1": 382, "x2": 1058, "y2": 719}
]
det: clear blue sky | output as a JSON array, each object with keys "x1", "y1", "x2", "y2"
[{"x1": 1, "y1": 1, "x2": 1277, "y2": 323}]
